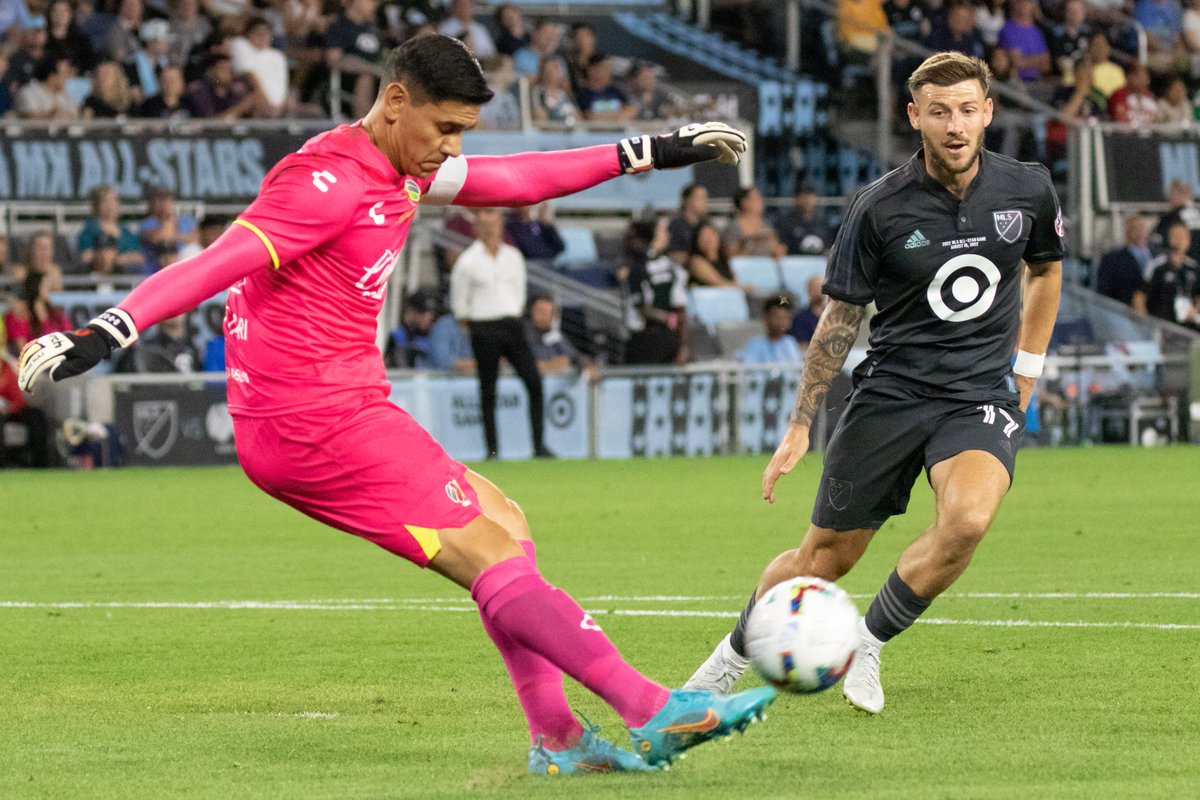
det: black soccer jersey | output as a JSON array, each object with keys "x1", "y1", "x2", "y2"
[{"x1": 824, "y1": 149, "x2": 1064, "y2": 398}]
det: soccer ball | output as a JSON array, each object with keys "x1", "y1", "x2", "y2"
[{"x1": 744, "y1": 576, "x2": 860, "y2": 694}]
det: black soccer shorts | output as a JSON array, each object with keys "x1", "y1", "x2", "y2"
[{"x1": 811, "y1": 387, "x2": 1025, "y2": 531}]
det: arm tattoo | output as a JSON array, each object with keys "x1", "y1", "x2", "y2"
[{"x1": 790, "y1": 299, "x2": 865, "y2": 427}]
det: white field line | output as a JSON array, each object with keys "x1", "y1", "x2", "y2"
[{"x1": 1, "y1": 599, "x2": 1197, "y2": 631}]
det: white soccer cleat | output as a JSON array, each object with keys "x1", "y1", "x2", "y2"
[
  {"x1": 842, "y1": 618, "x2": 885, "y2": 714},
  {"x1": 683, "y1": 633, "x2": 749, "y2": 694}
]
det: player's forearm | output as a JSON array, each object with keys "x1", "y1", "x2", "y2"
[
  {"x1": 1017, "y1": 260, "x2": 1061, "y2": 357},
  {"x1": 119, "y1": 225, "x2": 272, "y2": 332},
  {"x1": 454, "y1": 146, "x2": 621, "y2": 207},
  {"x1": 790, "y1": 299, "x2": 864, "y2": 427}
]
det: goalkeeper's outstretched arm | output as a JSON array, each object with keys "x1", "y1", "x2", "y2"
[{"x1": 420, "y1": 122, "x2": 748, "y2": 208}]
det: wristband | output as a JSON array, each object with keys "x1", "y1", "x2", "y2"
[
  {"x1": 91, "y1": 307, "x2": 140, "y2": 349},
  {"x1": 1013, "y1": 349, "x2": 1044, "y2": 379}
]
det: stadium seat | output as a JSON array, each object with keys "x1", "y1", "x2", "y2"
[
  {"x1": 730, "y1": 256, "x2": 782, "y2": 293},
  {"x1": 554, "y1": 226, "x2": 600, "y2": 269},
  {"x1": 778, "y1": 255, "x2": 827, "y2": 296},
  {"x1": 689, "y1": 286, "x2": 750, "y2": 331}
]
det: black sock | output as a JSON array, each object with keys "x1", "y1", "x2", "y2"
[
  {"x1": 727, "y1": 590, "x2": 757, "y2": 658},
  {"x1": 863, "y1": 569, "x2": 931, "y2": 643}
]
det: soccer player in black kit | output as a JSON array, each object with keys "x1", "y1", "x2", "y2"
[{"x1": 686, "y1": 52, "x2": 1063, "y2": 713}]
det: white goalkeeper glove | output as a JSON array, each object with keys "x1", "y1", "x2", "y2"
[
  {"x1": 617, "y1": 122, "x2": 749, "y2": 174},
  {"x1": 17, "y1": 308, "x2": 138, "y2": 392}
]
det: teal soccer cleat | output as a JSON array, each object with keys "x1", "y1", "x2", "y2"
[
  {"x1": 628, "y1": 687, "x2": 776, "y2": 767},
  {"x1": 528, "y1": 720, "x2": 654, "y2": 776}
]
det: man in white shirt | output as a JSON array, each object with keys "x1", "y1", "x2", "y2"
[
  {"x1": 17, "y1": 56, "x2": 79, "y2": 120},
  {"x1": 230, "y1": 16, "x2": 289, "y2": 114},
  {"x1": 451, "y1": 207, "x2": 550, "y2": 459},
  {"x1": 437, "y1": 0, "x2": 497, "y2": 60}
]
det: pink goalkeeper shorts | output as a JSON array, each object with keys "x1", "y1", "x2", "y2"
[{"x1": 234, "y1": 397, "x2": 482, "y2": 566}]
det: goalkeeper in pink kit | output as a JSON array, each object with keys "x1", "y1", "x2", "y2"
[{"x1": 18, "y1": 35, "x2": 773, "y2": 774}]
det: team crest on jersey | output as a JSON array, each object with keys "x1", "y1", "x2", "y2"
[
  {"x1": 404, "y1": 178, "x2": 421, "y2": 204},
  {"x1": 445, "y1": 479, "x2": 471, "y2": 507},
  {"x1": 993, "y1": 210, "x2": 1023, "y2": 243}
]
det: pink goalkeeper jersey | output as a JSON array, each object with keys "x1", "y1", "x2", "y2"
[{"x1": 226, "y1": 124, "x2": 435, "y2": 417}]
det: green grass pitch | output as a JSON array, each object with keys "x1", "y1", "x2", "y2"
[{"x1": 1, "y1": 447, "x2": 1198, "y2": 799}]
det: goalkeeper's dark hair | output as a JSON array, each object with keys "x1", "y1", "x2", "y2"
[{"x1": 381, "y1": 35, "x2": 494, "y2": 106}]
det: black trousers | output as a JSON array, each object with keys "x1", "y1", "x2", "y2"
[
  {"x1": 468, "y1": 317, "x2": 544, "y2": 456},
  {"x1": 1, "y1": 406, "x2": 50, "y2": 468}
]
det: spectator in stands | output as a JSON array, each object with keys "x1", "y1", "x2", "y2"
[
  {"x1": 130, "y1": 18, "x2": 173, "y2": 99},
  {"x1": 666, "y1": 182, "x2": 708, "y2": 266},
  {"x1": 1088, "y1": 32, "x2": 1126, "y2": 97},
  {"x1": 325, "y1": 0, "x2": 383, "y2": 118},
  {"x1": 1097, "y1": 214, "x2": 1151, "y2": 313},
  {"x1": 1184, "y1": 0, "x2": 1200, "y2": 75},
  {"x1": 515, "y1": 19, "x2": 564, "y2": 77},
  {"x1": 1158, "y1": 74, "x2": 1193, "y2": 123},
  {"x1": 565, "y1": 22, "x2": 596, "y2": 91},
  {"x1": 135, "y1": 64, "x2": 188, "y2": 117},
  {"x1": 627, "y1": 60, "x2": 676, "y2": 121},
  {"x1": 437, "y1": 0, "x2": 496, "y2": 60},
  {"x1": 526, "y1": 293, "x2": 596, "y2": 378},
  {"x1": 18, "y1": 56, "x2": 80, "y2": 121},
  {"x1": 998, "y1": 0, "x2": 1051, "y2": 84},
  {"x1": 837, "y1": 0, "x2": 889, "y2": 60},
  {"x1": 168, "y1": 0, "x2": 212, "y2": 63},
  {"x1": 45, "y1": 0, "x2": 95, "y2": 74},
  {"x1": 624, "y1": 217, "x2": 690, "y2": 365},
  {"x1": 1156, "y1": 179, "x2": 1200, "y2": 256},
  {"x1": 79, "y1": 185, "x2": 144, "y2": 274},
  {"x1": 504, "y1": 204, "x2": 564, "y2": 263},
  {"x1": 1108, "y1": 61, "x2": 1158, "y2": 127},
  {"x1": 476, "y1": 54, "x2": 520, "y2": 129},
  {"x1": 739, "y1": 295, "x2": 803, "y2": 365},
  {"x1": 789, "y1": 274, "x2": 828, "y2": 345},
  {"x1": 1052, "y1": 54, "x2": 1108, "y2": 123},
  {"x1": 723, "y1": 186, "x2": 786, "y2": 259},
  {"x1": 74, "y1": 0, "x2": 115, "y2": 57},
  {"x1": 139, "y1": 186, "x2": 199, "y2": 271},
  {"x1": 575, "y1": 53, "x2": 633, "y2": 121},
  {"x1": 975, "y1": 0, "x2": 1007, "y2": 48},
  {"x1": 883, "y1": 0, "x2": 930, "y2": 42},
  {"x1": 451, "y1": 207, "x2": 549, "y2": 458},
  {"x1": 1145, "y1": 220, "x2": 1200, "y2": 325},
  {"x1": 428, "y1": 310, "x2": 475, "y2": 373},
  {"x1": 197, "y1": 214, "x2": 230, "y2": 248},
  {"x1": 776, "y1": 182, "x2": 832, "y2": 255},
  {"x1": 1050, "y1": 0, "x2": 1094, "y2": 80},
  {"x1": 924, "y1": 0, "x2": 986, "y2": 60},
  {"x1": 83, "y1": 60, "x2": 134, "y2": 118},
  {"x1": 4, "y1": 270, "x2": 69, "y2": 355},
  {"x1": 1136, "y1": 0, "x2": 1186, "y2": 74},
  {"x1": 530, "y1": 55, "x2": 578, "y2": 125},
  {"x1": 187, "y1": 53, "x2": 262, "y2": 119},
  {"x1": 231, "y1": 16, "x2": 290, "y2": 115},
  {"x1": 115, "y1": 313, "x2": 201, "y2": 372},
  {"x1": 0, "y1": 0, "x2": 32, "y2": 40},
  {"x1": 0, "y1": 234, "x2": 11, "y2": 280},
  {"x1": 0, "y1": 323, "x2": 51, "y2": 468},
  {"x1": 0, "y1": 52, "x2": 14, "y2": 117},
  {"x1": 6, "y1": 15, "x2": 48, "y2": 90},
  {"x1": 686, "y1": 220, "x2": 741, "y2": 288},
  {"x1": 493, "y1": 3, "x2": 528, "y2": 57},
  {"x1": 386, "y1": 288, "x2": 437, "y2": 368},
  {"x1": 103, "y1": 0, "x2": 144, "y2": 64},
  {"x1": 16, "y1": 231, "x2": 64, "y2": 289}
]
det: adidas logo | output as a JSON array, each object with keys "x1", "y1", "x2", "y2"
[{"x1": 904, "y1": 230, "x2": 930, "y2": 249}]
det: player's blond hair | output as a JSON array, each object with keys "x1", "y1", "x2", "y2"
[{"x1": 906, "y1": 52, "x2": 991, "y2": 100}]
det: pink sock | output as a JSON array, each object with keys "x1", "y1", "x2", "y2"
[
  {"x1": 473, "y1": 556, "x2": 669, "y2": 729},
  {"x1": 479, "y1": 540, "x2": 581, "y2": 748}
]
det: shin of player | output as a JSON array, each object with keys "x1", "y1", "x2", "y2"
[{"x1": 686, "y1": 51, "x2": 1063, "y2": 713}]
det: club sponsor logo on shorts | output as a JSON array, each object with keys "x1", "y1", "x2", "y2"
[
  {"x1": 404, "y1": 178, "x2": 421, "y2": 204},
  {"x1": 993, "y1": 210, "x2": 1023, "y2": 243},
  {"x1": 827, "y1": 478, "x2": 853, "y2": 511},
  {"x1": 445, "y1": 479, "x2": 471, "y2": 507}
]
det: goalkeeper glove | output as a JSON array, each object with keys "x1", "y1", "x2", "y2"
[
  {"x1": 617, "y1": 122, "x2": 749, "y2": 175},
  {"x1": 17, "y1": 308, "x2": 139, "y2": 392}
]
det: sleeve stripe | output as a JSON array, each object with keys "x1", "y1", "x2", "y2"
[
  {"x1": 233, "y1": 219, "x2": 281, "y2": 270},
  {"x1": 420, "y1": 155, "x2": 468, "y2": 206}
]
